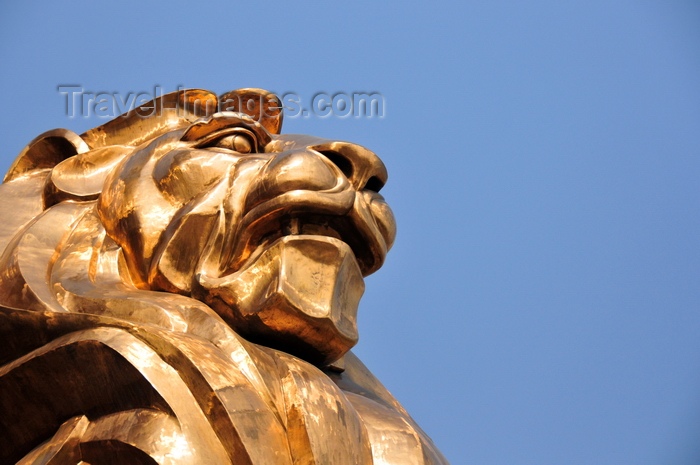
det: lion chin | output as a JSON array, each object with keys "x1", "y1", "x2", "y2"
[{"x1": 0, "y1": 89, "x2": 447, "y2": 465}]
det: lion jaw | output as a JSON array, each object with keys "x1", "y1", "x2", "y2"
[{"x1": 196, "y1": 235, "x2": 364, "y2": 366}]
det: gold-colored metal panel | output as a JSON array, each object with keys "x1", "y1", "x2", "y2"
[{"x1": 0, "y1": 88, "x2": 448, "y2": 464}]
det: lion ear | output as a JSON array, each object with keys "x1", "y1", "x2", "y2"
[
  {"x1": 45, "y1": 145, "x2": 132, "y2": 205},
  {"x1": 219, "y1": 88, "x2": 283, "y2": 135},
  {"x1": 4, "y1": 129, "x2": 90, "y2": 182}
]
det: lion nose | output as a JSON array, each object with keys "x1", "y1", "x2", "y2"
[
  {"x1": 311, "y1": 142, "x2": 388, "y2": 193},
  {"x1": 262, "y1": 150, "x2": 339, "y2": 192}
]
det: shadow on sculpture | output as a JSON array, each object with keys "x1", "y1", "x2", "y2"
[{"x1": 0, "y1": 88, "x2": 448, "y2": 464}]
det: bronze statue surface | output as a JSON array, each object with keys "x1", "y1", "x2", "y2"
[{"x1": 0, "y1": 88, "x2": 448, "y2": 464}]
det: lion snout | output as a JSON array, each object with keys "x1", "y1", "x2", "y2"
[{"x1": 254, "y1": 149, "x2": 345, "y2": 204}]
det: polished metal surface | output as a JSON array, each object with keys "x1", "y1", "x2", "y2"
[{"x1": 0, "y1": 88, "x2": 448, "y2": 464}]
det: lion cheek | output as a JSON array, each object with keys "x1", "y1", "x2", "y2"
[{"x1": 147, "y1": 212, "x2": 220, "y2": 295}]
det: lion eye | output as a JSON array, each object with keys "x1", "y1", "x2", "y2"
[{"x1": 214, "y1": 134, "x2": 254, "y2": 154}]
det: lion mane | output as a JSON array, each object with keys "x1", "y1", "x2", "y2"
[{"x1": 0, "y1": 89, "x2": 447, "y2": 464}]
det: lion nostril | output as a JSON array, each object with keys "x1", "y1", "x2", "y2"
[
  {"x1": 363, "y1": 176, "x2": 384, "y2": 193},
  {"x1": 312, "y1": 142, "x2": 388, "y2": 192},
  {"x1": 317, "y1": 150, "x2": 354, "y2": 180}
]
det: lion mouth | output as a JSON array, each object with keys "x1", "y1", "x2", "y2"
[
  {"x1": 220, "y1": 190, "x2": 387, "y2": 277},
  {"x1": 195, "y1": 189, "x2": 378, "y2": 366}
]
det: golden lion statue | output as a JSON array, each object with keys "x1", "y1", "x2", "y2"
[{"x1": 0, "y1": 89, "x2": 448, "y2": 464}]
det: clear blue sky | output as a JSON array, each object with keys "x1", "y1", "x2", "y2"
[{"x1": 2, "y1": 1, "x2": 700, "y2": 464}]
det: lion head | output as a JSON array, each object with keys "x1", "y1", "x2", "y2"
[{"x1": 0, "y1": 88, "x2": 396, "y2": 366}]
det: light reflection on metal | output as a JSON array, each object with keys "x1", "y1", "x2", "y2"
[{"x1": 0, "y1": 88, "x2": 448, "y2": 464}]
